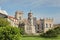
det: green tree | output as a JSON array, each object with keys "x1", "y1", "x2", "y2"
[
  {"x1": 0, "y1": 17, "x2": 10, "y2": 27},
  {"x1": 40, "y1": 27, "x2": 60, "y2": 38},
  {"x1": 19, "y1": 22, "x2": 25, "y2": 35},
  {"x1": 0, "y1": 17, "x2": 21, "y2": 40},
  {"x1": 0, "y1": 26, "x2": 21, "y2": 40},
  {"x1": 20, "y1": 27, "x2": 24, "y2": 35},
  {"x1": 54, "y1": 27, "x2": 60, "y2": 35},
  {"x1": 41, "y1": 29, "x2": 57, "y2": 38}
]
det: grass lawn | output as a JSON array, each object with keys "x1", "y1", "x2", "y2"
[{"x1": 21, "y1": 36, "x2": 60, "y2": 40}]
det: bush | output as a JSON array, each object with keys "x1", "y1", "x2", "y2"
[
  {"x1": 40, "y1": 29, "x2": 57, "y2": 38},
  {"x1": 0, "y1": 26, "x2": 21, "y2": 40},
  {"x1": 20, "y1": 27, "x2": 25, "y2": 35},
  {"x1": 0, "y1": 17, "x2": 10, "y2": 27},
  {"x1": 54, "y1": 27, "x2": 60, "y2": 35},
  {"x1": 40, "y1": 27, "x2": 60, "y2": 38},
  {"x1": 0, "y1": 17, "x2": 21, "y2": 40}
]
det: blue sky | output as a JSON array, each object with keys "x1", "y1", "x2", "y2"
[{"x1": 0, "y1": 0, "x2": 60, "y2": 24}]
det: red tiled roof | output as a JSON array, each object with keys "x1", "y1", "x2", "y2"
[{"x1": 8, "y1": 16, "x2": 18, "y2": 22}]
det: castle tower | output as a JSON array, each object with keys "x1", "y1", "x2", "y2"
[
  {"x1": 40, "y1": 18, "x2": 53, "y2": 33},
  {"x1": 15, "y1": 11, "x2": 23, "y2": 22},
  {"x1": 25, "y1": 11, "x2": 36, "y2": 34},
  {"x1": 15, "y1": 11, "x2": 24, "y2": 27},
  {"x1": 28, "y1": 11, "x2": 33, "y2": 26}
]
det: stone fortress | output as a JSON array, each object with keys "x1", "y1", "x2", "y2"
[
  {"x1": 0, "y1": 9, "x2": 53, "y2": 35},
  {"x1": 14, "y1": 11, "x2": 53, "y2": 34}
]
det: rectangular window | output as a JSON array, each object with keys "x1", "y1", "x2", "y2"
[
  {"x1": 19, "y1": 17, "x2": 21, "y2": 20},
  {"x1": 46, "y1": 24, "x2": 48, "y2": 28},
  {"x1": 50, "y1": 24, "x2": 51, "y2": 28},
  {"x1": 41, "y1": 23, "x2": 44, "y2": 30}
]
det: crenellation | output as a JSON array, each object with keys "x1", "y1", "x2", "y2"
[{"x1": 40, "y1": 18, "x2": 53, "y2": 33}]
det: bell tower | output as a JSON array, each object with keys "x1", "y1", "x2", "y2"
[
  {"x1": 26, "y1": 11, "x2": 36, "y2": 34},
  {"x1": 15, "y1": 11, "x2": 23, "y2": 21},
  {"x1": 28, "y1": 11, "x2": 33, "y2": 26},
  {"x1": 15, "y1": 11, "x2": 24, "y2": 27}
]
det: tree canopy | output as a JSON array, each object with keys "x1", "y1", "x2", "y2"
[
  {"x1": 41, "y1": 26, "x2": 60, "y2": 38},
  {"x1": 0, "y1": 17, "x2": 10, "y2": 27},
  {"x1": 0, "y1": 17, "x2": 21, "y2": 40}
]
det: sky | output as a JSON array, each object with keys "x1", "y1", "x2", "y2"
[{"x1": 0, "y1": 0, "x2": 60, "y2": 24}]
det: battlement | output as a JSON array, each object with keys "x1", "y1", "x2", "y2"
[
  {"x1": 40, "y1": 18, "x2": 53, "y2": 22},
  {"x1": 15, "y1": 11, "x2": 23, "y2": 14},
  {"x1": 15, "y1": 11, "x2": 23, "y2": 20}
]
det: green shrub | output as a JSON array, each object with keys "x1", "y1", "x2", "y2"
[
  {"x1": 20, "y1": 27, "x2": 25, "y2": 35},
  {"x1": 40, "y1": 27, "x2": 60, "y2": 38},
  {"x1": 0, "y1": 17, "x2": 10, "y2": 27},
  {"x1": 54, "y1": 27, "x2": 60, "y2": 35},
  {"x1": 40, "y1": 29, "x2": 57, "y2": 38},
  {"x1": 0, "y1": 26, "x2": 21, "y2": 40}
]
